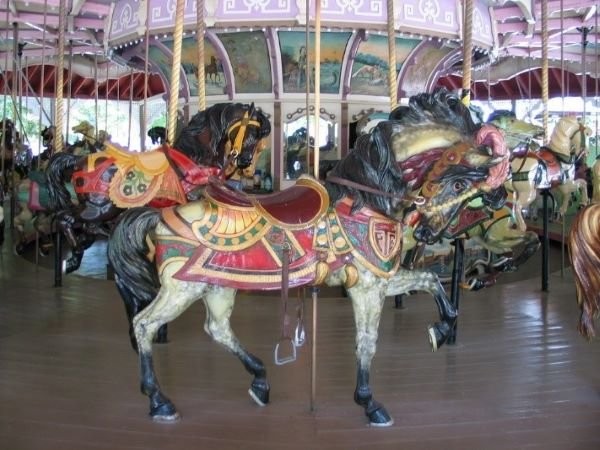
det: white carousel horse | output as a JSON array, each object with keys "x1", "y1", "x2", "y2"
[{"x1": 506, "y1": 116, "x2": 592, "y2": 231}]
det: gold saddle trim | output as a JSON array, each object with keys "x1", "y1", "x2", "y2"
[{"x1": 104, "y1": 142, "x2": 170, "y2": 176}]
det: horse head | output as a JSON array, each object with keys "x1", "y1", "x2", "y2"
[
  {"x1": 548, "y1": 116, "x2": 592, "y2": 161},
  {"x1": 175, "y1": 103, "x2": 271, "y2": 179},
  {"x1": 0, "y1": 118, "x2": 15, "y2": 150},
  {"x1": 410, "y1": 125, "x2": 509, "y2": 244},
  {"x1": 72, "y1": 121, "x2": 95, "y2": 144},
  {"x1": 385, "y1": 89, "x2": 510, "y2": 244},
  {"x1": 148, "y1": 126, "x2": 166, "y2": 145},
  {"x1": 486, "y1": 110, "x2": 544, "y2": 153}
]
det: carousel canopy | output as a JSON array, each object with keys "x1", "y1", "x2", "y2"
[{"x1": 0, "y1": 0, "x2": 598, "y2": 101}]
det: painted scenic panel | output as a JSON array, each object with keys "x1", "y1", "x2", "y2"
[
  {"x1": 350, "y1": 35, "x2": 421, "y2": 96},
  {"x1": 160, "y1": 37, "x2": 225, "y2": 97},
  {"x1": 279, "y1": 31, "x2": 351, "y2": 94},
  {"x1": 218, "y1": 31, "x2": 272, "y2": 94}
]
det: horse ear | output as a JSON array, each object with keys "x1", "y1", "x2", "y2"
[{"x1": 249, "y1": 102, "x2": 256, "y2": 116}]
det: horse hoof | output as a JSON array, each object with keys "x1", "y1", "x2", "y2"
[
  {"x1": 151, "y1": 412, "x2": 181, "y2": 423},
  {"x1": 248, "y1": 381, "x2": 270, "y2": 407},
  {"x1": 150, "y1": 401, "x2": 180, "y2": 422},
  {"x1": 427, "y1": 322, "x2": 451, "y2": 352},
  {"x1": 366, "y1": 401, "x2": 394, "y2": 427},
  {"x1": 427, "y1": 325, "x2": 438, "y2": 352}
]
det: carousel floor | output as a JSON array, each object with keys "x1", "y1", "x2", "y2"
[{"x1": 1, "y1": 228, "x2": 600, "y2": 449}]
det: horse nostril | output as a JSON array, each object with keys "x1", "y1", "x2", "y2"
[{"x1": 237, "y1": 157, "x2": 251, "y2": 168}]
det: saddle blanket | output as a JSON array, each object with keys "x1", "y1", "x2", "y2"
[{"x1": 154, "y1": 178, "x2": 402, "y2": 290}]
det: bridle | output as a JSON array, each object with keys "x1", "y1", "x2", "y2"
[
  {"x1": 218, "y1": 110, "x2": 264, "y2": 182},
  {"x1": 223, "y1": 110, "x2": 263, "y2": 166},
  {"x1": 325, "y1": 173, "x2": 425, "y2": 205}
]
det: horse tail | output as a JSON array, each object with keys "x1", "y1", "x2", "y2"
[
  {"x1": 108, "y1": 207, "x2": 162, "y2": 345},
  {"x1": 46, "y1": 152, "x2": 78, "y2": 211},
  {"x1": 568, "y1": 203, "x2": 600, "y2": 340}
]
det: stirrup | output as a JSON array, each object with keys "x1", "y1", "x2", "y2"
[
  {"x1": 294, "y1": 321, "x2": 306, "y2": 347},
  {"x1": 274, "y1": 337, "x2": 296, "y2": 365}
]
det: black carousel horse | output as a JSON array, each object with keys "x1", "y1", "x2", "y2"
[
  {"x1": 107, "y1": 89, "x2": 509, "y2": 426},
  {"x1": 45, "y1": 102, "x2": 271, "y2": 274},
  {"x1": 147, "y1": 126, "x2": 166, "y2": 145},
  {"x1": 0, "y1": 118, "x2": 16, "y2": 192}
]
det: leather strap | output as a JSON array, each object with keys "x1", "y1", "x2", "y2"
[{"x1": 326, "y1": 174, "x2": 424, "y2": 205}]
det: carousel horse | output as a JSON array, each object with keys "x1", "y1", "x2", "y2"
[
  {"x1": 45, "y1": 102, "x2": 271, "y2": 274},
  {"x1": 36, "y1": 125, "x2": 57, "y2": 170},
  {"x1": 390, "y1": 104, "x2": 540, "y2": 290},
  {"x1": 568, "y1": 202, "x2": 600, "y2": 339},
  {"x1": 12, "y1": 169, "x2": 58, "y2": 255},
  {"x1": 1, "y1": 118, "x2": 16, "y2": 191},
  {"x1": 486, "y1": 110, "x2": 544, "y2": 156},
  {"x1": 507, "y1": 116, "x2": 592, "y2": 231},
  {"x1": 66, "y1": 121, "x2": 101, "y2": 155},
  {"x1": 107, "y1": 89, "x2": 509, "y2": 426},
  {"x1": 10, "y1": 126, "x2": 61, "y2": 255},
  {"x1": 147, "y1": 126, "x2": 166, "y2": 145}
]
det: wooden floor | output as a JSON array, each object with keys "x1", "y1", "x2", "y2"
[{"x1": 1, "y1": 230, "x2": 600, "y2": 449}]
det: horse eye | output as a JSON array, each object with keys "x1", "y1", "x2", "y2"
[{"x1": 453, "y1": 181, "x2": 464, "y2": 192}]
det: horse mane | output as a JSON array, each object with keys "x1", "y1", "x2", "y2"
[
  {"x1": 390, "y1": 88, "x2": 480, "y2": 135},
  {"x1": 326, "y1": 120, "x2": 406, "y2": 217},
  {"x1": 174, "y1": 103, "x2": 271, "y2": 167},
  {"x1": 548, "y1": 116, "x2": 591, "y2": 158},
  {"x1": 328, "y1": 88, "x2": 490, "y2": 216},
  {"x1": 568, "y1": 203, "x2": 600, "y2": 340}
]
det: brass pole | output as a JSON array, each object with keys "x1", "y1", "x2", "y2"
[
  {"x1": 196, "y1": 0, "x2": 206, "y2": 111},
  {"x1": 167, "y1": 0, "x2": 186, "y2": 144},
  {"x1": 461, "y1": 0, "x2": 474, "y2": 105},
  {"x1": 54, "y1": 0, "x2": 67, "y2": 152},
  {"x1": 387, "y1": 0, "x2": 397, "y2": 110}
]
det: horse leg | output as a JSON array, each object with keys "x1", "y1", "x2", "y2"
[
  {"x1": 577, "y1": 179, "x2": 590, "y2": 207},
  {"x1": 55, "y1": 211, "x2": 86, "y2": 273},
  {"x1": 133, "y1": 276, "x2": 204, "y2": 421},
  {"x1": 386, "y1": 269, "x2": 457, "y2": 351},
  {"x1": 347, "y1": 279, "x2": 393, "y2": 426},
  {"x1": 203, "y1": 288, "x2": 270, "y2": 406}
]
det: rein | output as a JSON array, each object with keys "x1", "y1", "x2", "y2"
[{"x1": 326, "y1": 174, "x2": 425, "y2": 205}]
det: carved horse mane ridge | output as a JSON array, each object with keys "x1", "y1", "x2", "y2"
[
  {"x1": 44, "y1": 102, "x2": 271, "y2": 274},
  {"x1": 107, "y1": 88, "x2": 509, "y2": 427}
]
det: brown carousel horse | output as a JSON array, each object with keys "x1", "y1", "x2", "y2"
[
  {"x1": 107, "y1": 90, "x2": 508, "y2": 426},
  {"x1": 46, "y1": 103, "x2": 271, "y2": 274},
  {"x1": 568, "y1": 203, "x2": 600, "y2": 339}
]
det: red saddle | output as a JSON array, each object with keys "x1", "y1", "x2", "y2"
[{"x1": 205, "y1": 176, "x2": 329, "y2": 226}]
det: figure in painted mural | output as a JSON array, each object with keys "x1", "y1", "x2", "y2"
[
  {"x1": 205, "y1": 56, "x2": 223, "y2": 84},
  {"x1": 297, "y1": 45, "x2": 307, "y2": 89}
]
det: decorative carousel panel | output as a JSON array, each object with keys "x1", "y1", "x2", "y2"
[
  {"x1": 350, "y1": 35, "x2": 421, "y2": 96},
  {"x1": 147, "y1": 38, "x2": 225, "y2": 97},
  {"x1": 278, "y1": 31, "x2": 351, "y2": 94},
  {"x1": 282, "y1": 106, "x2": 338, "y2": 182},
  {"x1": 218, "y1": 31, "x2": 272, "y2": 94}
]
